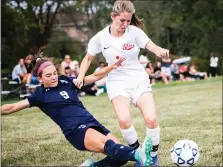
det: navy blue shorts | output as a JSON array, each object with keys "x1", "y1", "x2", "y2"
[{"x1": 65, "y1": 121, "x2": 110, "y2": 151}]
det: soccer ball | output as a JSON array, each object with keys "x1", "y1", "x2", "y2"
[{"x1": 170, "y1": 139, "x2": 200, "y2": 166}]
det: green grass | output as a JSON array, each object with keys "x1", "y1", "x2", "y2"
[{"x1": 1, "y1": 77, "x2": 222, "y2": 166}]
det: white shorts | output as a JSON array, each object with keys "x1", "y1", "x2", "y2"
[{"x1": 106, "y1": 80, "x2": 152, "y2": 106}]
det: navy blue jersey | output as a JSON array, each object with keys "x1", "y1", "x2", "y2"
[{"x1": 27, "y1": 75, "x2": 96, "y2": 135}]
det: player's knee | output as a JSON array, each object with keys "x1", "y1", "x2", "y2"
[
  {"x1": 144, "y1": 116, "x2": 157, "y2": 127},
  {"x1": 118, "y1": 118, "x2": 131, "y2": 129},
  {"x1": 106, "y1": 133, "x2": 120, "y2": 144}
]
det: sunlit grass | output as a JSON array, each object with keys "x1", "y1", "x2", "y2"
[{"x1": 1, "y1": 77, "x2": 222, "y2": 166}]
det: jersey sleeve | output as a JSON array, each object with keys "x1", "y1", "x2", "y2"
[
  {"x1": 68, "y1": 76, "x2": 78, "y2": 88},
  {"x1": 60, "y1": 75, "x2": 79, "y2": 90},
  {"x1": 133, "y1": 26, "x2": 151, "y2": 49},
  {"x1": 27, "y1": 88, "x2": 43, "y2": 107},
  {"x1": 87, "y1": 32, "x2": 102, "y2": 56}
]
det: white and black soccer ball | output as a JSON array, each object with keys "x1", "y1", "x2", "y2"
[{"x1": 170, "y1": 139, "x2": 200, "y2": 166}]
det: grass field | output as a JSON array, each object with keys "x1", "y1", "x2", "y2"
[{"x1": 1, "y1": 77, "x2": 222, "y2": 166}]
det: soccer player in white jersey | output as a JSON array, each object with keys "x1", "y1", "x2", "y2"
[{"x1": 76, "y1": 1, "x2": 169, "y2": 166}]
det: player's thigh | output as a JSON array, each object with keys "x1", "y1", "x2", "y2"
[
  {"x1": 136, "y1": 92, "x2": 157, "y2": 121},
  {"x1": 84, "y1": 128, "x2": 108, "y2": 153},
  {"x1": 111, "y1": 96, "x2": 132, "y2": 127},
  {"x1": 84, "y1": 129, "x2": 120, "y2": 153}
]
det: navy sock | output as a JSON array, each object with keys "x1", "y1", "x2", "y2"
[
  {"x1": 93, "y1": 156, "x2": 127, "y2": 167},
  {"x1": 104, "y1": 139, "x2": 136, "y2": 161}
]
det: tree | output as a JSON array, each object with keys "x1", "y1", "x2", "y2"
[
  {"x1": 2, "y1": 0, "x2": 65, "y2": 70},
  {"x1": 1, "y1": 3, "x2": 28, "y2": 69},
  {"x1": 8, "y1": 0, "x2": 64, "y2": 51},
  {"x1": 60, "y1": 0, "x2": 115, "y2": 63}
]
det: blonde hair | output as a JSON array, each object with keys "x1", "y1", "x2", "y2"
[
  {"x1": 112, "y1": 0, "x2": 135, "y2": 14},
  {"x1": 112, "y1": 0, "x2": 147, "y2": 33}
]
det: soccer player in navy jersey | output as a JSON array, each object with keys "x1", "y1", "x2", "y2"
[{"x1": 1, "y1": 57, "x2": 153, "y2": 166}]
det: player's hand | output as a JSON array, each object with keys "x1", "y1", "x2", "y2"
[
  {"x1": 72, "y1": 78, "x2": 78, "y2": 85},
  {"x1": 74, "y1": 77, "x2": 84, "y2": 89},
  {"x1": 112, "y1": 56, "x2": 126, "y2": 69},
  {"x1": 157, "y1": 48, "x2": 169, "y2": 59}
]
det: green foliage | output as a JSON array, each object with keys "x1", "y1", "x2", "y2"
[
  {"x1": 44, "y1": 31, "x2": 86, "y2": 61},
  {"x1": 2, "y1": 0, "x2": 63, "y2": 71},
  {"x1": 43, "y1": 31, "x2": 98, "y2": 75},
  {"x1": 2, "y1": 0, "x2": 222, "y2": 74},
  {"x1": 133, "y1": 0, "x2": 222, "y2": 73},
  {"x1": 1, "y1": 4, "x2": 28, "y2": 70}
]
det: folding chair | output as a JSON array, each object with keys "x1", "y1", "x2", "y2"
[{"x1": 1, "y1": 78, "x2": 26, "y2": 99}]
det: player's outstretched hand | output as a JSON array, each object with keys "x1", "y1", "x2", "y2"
[
  {"x1": 74, "y1": 76, "x2": 84, "y2": 89},
  {"x1": 112, "y1": 56, "x2": 126, "y2": 69},
  {"x1": 158, "y1": 48, "x2": 169, "y2": 59}
]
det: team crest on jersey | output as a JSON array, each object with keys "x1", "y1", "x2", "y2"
[
  {"x1": 60, "y1": 80, "x2": 68, "y2": 84},
  {"x1": 122, "y1": 43, "x2": 135, "y2": 50}
]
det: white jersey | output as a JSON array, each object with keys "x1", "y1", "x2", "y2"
[
  {"x1": 210, "y1": 56, "x2": 218, "y2": 67},
  {"x1": 87, "y1": 25, "x2": 151, "y2": 84}
]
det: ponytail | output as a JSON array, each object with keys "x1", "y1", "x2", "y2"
[
  {"x1": 33, "y1": 45, "x2": 51, "y2": 77},
  {"x1": 131, "y1": 13, "x2": 148, "y2": 34}
]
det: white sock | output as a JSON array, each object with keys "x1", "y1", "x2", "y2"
[
  {"x1": 146, "y1": 125, "x2": 160, "y2": 157},
  {"x1": 120, "y1": 125, "x2": 138, "y2": 146}
]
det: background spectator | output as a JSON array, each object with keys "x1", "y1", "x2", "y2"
[
  {"x1": 11, "y1": 58, "x2": 33, "y2": 95},
  {"x1": 153, "y1": 62, "x2": 169, "y2": 85},
  {"x1": 139, "y1": 51, "x2": 150, "y2": 68},
  {"x1": 78, "y1": 62, "x2": 105, "y2": 96},
  {"x1": 94, "y1": 62, "x2": 107, "y2": 92},
  {"x1": 81, "y1": 83, "x2": 104, "y2": 96},
  {"x1": 146, "y1": 62, "x2": 156, "y2": 85},
  {"x1": 60, "y1": 55, "x2": 75, "y2": 75},
  {"x1": 161, "y1": 57, "x2": 172, "y2": 80},
  {"x1": 11, "y1": 58, "x2": 28, "y2": 84},
  {"x1": 170, "y1": 63, "x2": 184, "y2": 81},
  {"x1": 179, "y1": 63, "x2": 190, "y2": 81},
  {"x1": 71, "y1": 60, "x2": 80, "y2": 78},
  {"x1": 64, "y1": 66, "x2": 72, "y2": 77},
  {"x1": 189, "y1": 64, "x2": 208, "y2": 80},
  {"x1": 25, "y1": 54, "x2": 34, "y2": 74},
  {"x1": 24, "y1": 54, "x2": 33, "y2": 85},
  {"x1": 209, "y1": 52, "x2": 219, "y2": 77},
  {"x1": 24, "y1": 54, "x2": 39, "y2": 85}
]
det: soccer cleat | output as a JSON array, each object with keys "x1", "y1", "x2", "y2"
[
  {"x1": 135, "y1": 136, "x2": 153, "y2": 166},
  {"x1": 135, "y1": 160, "x2": 142, "y2": 167},
  {"x1": 134, "y1": 147, "x2": 142, "y2": 167},
  {"x1": 95, "y1": 88, "x2": 104, "y2": 96},
  {"x1": 79, "y1": 157, "x2": 94, "y2": 167},
  {"x1": 151, "y1": 155, "x2": 159, "y2": 166}
]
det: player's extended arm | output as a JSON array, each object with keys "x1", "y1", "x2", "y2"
[
  {"x1": 75, "y1": 53, "x2": 95, "y2": 88},
  {"x1": 1, "y1": 99, "x2": 30, "y2": 115},
  {"x1": 83, "y1": 57, "x2": 126, "y2": 85},
  {"x1": 146, "y1": 41, "x2": 169, "y2": 59}
]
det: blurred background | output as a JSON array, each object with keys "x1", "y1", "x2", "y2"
[{"x1": 2, "y1": 0, "x2": 222, "y2": 74}]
